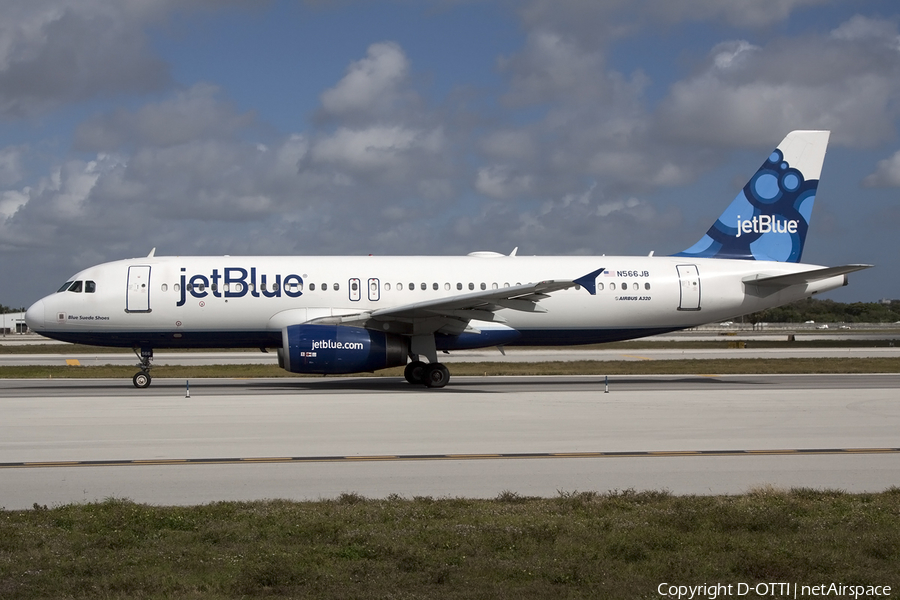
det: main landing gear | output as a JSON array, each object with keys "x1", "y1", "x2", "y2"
[
  {"x1": 132, "y1": 347, "x2": 153, "y2": 388},
  {"x1": 404, "y1": 360, "x2": 450, "y2": 388}
]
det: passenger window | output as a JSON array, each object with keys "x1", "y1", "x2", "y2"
[
  {"x1": 57, "y1": 281, "x2": 74, "y2": 293},
  {"x1": 457, "y1": 283, "x2": 462, "y2": 290},
  {"x1": 198, "y1": 284, "x2": 205, "y2": 292},
  {"x1": 610, "y1": 283, "x2": 616, "y2": 290},
  {"x1": 492, "y1": 283, "x2": 498, "y2": 290},
  {"x1": 468, "y1": 283, "x2": 474, "y2": 291},
  {"x1": 85, "y1": 281, "x2": 96, "y2": 293},
  {"x1": 187, "y1": 283, "x2": 194, "y2": 292},
  {"x1": 598, "y1": 283, "x2": 604, "y2": 291},
  {"x1": 409, "y1": 283, "x2": 415, "y2": 291},
  {"x1": 309, "y1": 283, "x2": 315, "y2": 291},
  {"x1": 385, "y1": 283, "x2": 392, "y2": 291},
  {"x1": 633, "y1": 283, "x2": 638, "y2": 290},
  {"x1": 161, "y1": 284, "x2": 168, "y2": 292},
  {"x1": 333, "y1": 283, "x2": 339, "y2": 291},
  {"x1": 321, "y1": 283, "x2": 327, "y2": 291},
  {"x1": 174, "y1": 283, "x2": 181, "y2": 292},
  {"x1": 444, "y1": 283, "x2": 451, "y2": 291},
  {"x1": 211, "y1": 284, "x2": 218, "y2": 292},
  {"x1": 645, "y1": 283, "x2": 651, "y2": 290},
  {"x1": 432, "y1": 283, "x2": 438, "y2": 291},
  {"x1": 351, "y1": 281, "x2": 359, "y2": 291},
  {"x1": 480, "y1": 283, "x2": 486, "y2": 290},
  {"x1": 68, "y1": 281, "x2": 83, "y2": 293},
  {"x1": 420, "y1": 283, "x2": 426, "y2": 291}
]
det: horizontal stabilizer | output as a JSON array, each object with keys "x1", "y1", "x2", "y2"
[{"x1": 743, "y1": 264, "x2": 872, "y2": 288}]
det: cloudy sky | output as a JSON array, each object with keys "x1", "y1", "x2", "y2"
[{"x1": 2, "y1": 0, "x2": 899, "y2": 307}]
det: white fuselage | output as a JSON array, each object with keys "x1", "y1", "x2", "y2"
[{"x1": 26, "y1": 253, "x2": 845, "y2": 349}]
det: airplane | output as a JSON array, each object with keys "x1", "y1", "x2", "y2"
[{"x1": 25, "y1": 130, "x2": 870, "y2": 389}]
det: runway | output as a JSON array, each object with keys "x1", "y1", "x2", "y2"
[{"x1": 1, "y1": 374, "x2": 899, "y2": 509}]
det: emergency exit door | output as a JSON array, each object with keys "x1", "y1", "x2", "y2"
[
  {"x1": 126, "y1": 265, "x2": 152, "y2": 313},
  {"x1": 676, "y1": 264, "x2": 701, "y2": 311}
]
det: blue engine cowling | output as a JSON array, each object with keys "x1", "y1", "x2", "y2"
[{"x1": 279, "y1": 324, "x2": 408, "y2": 374}]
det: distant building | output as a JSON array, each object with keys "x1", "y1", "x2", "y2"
[{"x1": 1, "y1": 312, "x2": 27, "y2": 334}]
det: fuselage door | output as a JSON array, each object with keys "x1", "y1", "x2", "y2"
[
  {"x1": 126, "y1": 265, "x2": 152, "y2": 313},
  {"x1": 368, "y1": 278, "x2": 380, "y2": 302},
  {"x1": 676, "y1": 264, "x2": 701, "y2": 311},
  {"x1": 349, "y1": 278, "x2": 361, "y2": 301}
]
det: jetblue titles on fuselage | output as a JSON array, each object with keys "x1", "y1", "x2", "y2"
[{"x1": 176, "y1": 267, "x2": 304, "y2": 306}]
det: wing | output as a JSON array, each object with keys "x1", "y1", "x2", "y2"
[{"x1": 308, "y1": 267, "x2": 605, "y2": 337}]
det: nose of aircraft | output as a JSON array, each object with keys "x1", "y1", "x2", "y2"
[{"x1": 25, "y1": 299, "x2": 45, "y2": 330}]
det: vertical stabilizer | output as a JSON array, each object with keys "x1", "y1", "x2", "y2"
[{"x1": 674, "y1": 130, "x2": 830, "y2": 263}]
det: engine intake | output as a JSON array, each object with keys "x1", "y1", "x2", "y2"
[{"x1": 280, "y1": 324, "x2": 408, "y2": 374}]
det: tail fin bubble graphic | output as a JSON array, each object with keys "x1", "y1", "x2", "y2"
[{"x1": 674, "y1": 130, "x2": 830, "y2": 263}]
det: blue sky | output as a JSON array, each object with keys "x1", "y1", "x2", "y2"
[{"x1": 2, "y1": 0, "x2": 900, "y2": 307}]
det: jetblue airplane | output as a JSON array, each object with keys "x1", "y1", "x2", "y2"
[{"x1": 25, "y1": 131, "x2": 869, "y2": 388}]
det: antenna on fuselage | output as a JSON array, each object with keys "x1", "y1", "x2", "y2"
[{"x1": 147, "y1": 248, "x2": 156, "y2": 258}]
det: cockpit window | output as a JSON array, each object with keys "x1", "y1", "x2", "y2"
[
  {"x1": 57, "y1": 281, "x2": 74, "y2": 293},
  {"x1": 68, "y1": 281, "x2": 83, "y2": 293},
  {"x1": 85, "y1": 281, "x2": 96, "y2": 293}
]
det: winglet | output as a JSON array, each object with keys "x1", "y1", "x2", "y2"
[{"x1": 574, "y1": 268, "x2": 605, "y2": 295}]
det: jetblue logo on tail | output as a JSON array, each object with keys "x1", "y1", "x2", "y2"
[{"x1": 735, "y1": 215, "x2": 798, "y2": 238}]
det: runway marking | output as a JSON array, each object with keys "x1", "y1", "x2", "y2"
[{"x1": 2, "y1": 448, "x2": 899, "y2": 469}]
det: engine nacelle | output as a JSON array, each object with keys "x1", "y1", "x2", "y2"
[{"x1": 279, "y1": 323, "x2": 408, "y2": 374}]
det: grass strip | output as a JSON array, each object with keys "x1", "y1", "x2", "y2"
[
  {"x1": 2, "y1": 489, "x2": 898, "y2": 599},
  {"x1": 1, "y1": 357, "x2": 899, "y2": 379}
]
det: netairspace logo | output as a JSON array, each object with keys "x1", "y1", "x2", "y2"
[
  {"x1": 657, "y1": 582, "x2": 892, "y2": 599},
  {"x1": 735, "y1": 215, "x2": 799, "y2": 238}
]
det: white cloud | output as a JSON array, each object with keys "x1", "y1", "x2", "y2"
[
  {"x1": 319, "y1": 41, "x2": 413, "y2": 119},
  {"x1": 831, "y1": 14, "x2": 900, "y2": 47},
  {"x1": 500, "y1": 31, "x2": 608, "y2": 107},
  {"x1": 481, "y1": 130, "x2": 537, "y2": 162},
  {"x1": 655, "y1": 18, "x2": 900, "y2": 148},
  {"x1": 75, "y1": 83, "x2": 254, "y2": 150},
  {"x1": 0, "y1": 0, "x2": 173, "y2": 116},
  {"x1": 310, "y1": 125, "x2": 445, "y2": 178},
  {"x1": 0, "y1": 189, "x2": 28, "y2": 219},
  {"x1": 475, "y1": 165, "x2": 534, "y2": 199},
  {"x1": 0, "y1": 147, "x2": 25, "y2": 186},
  {"x1": 863, "y1": 150, "x2": 900, "y2": 188}
]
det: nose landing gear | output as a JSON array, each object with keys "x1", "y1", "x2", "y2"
[{"x1": 132, "y1": 347, "x2": 153, "y2": 388}]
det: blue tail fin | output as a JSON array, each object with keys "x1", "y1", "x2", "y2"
[{"x1": 674, "y1": 130, "x2": 830, "y2": 263}]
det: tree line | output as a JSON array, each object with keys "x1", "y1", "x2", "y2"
[
  {"x1": 745, "y1": 298, "x2": 900, "y2": 324},
  {"x1": 0, "y1": 304, "x2": 26, "y2": 314}
]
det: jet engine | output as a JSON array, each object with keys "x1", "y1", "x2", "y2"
[{"x1": 278, "y1": 323, "x2": 408, "y2": 374}]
